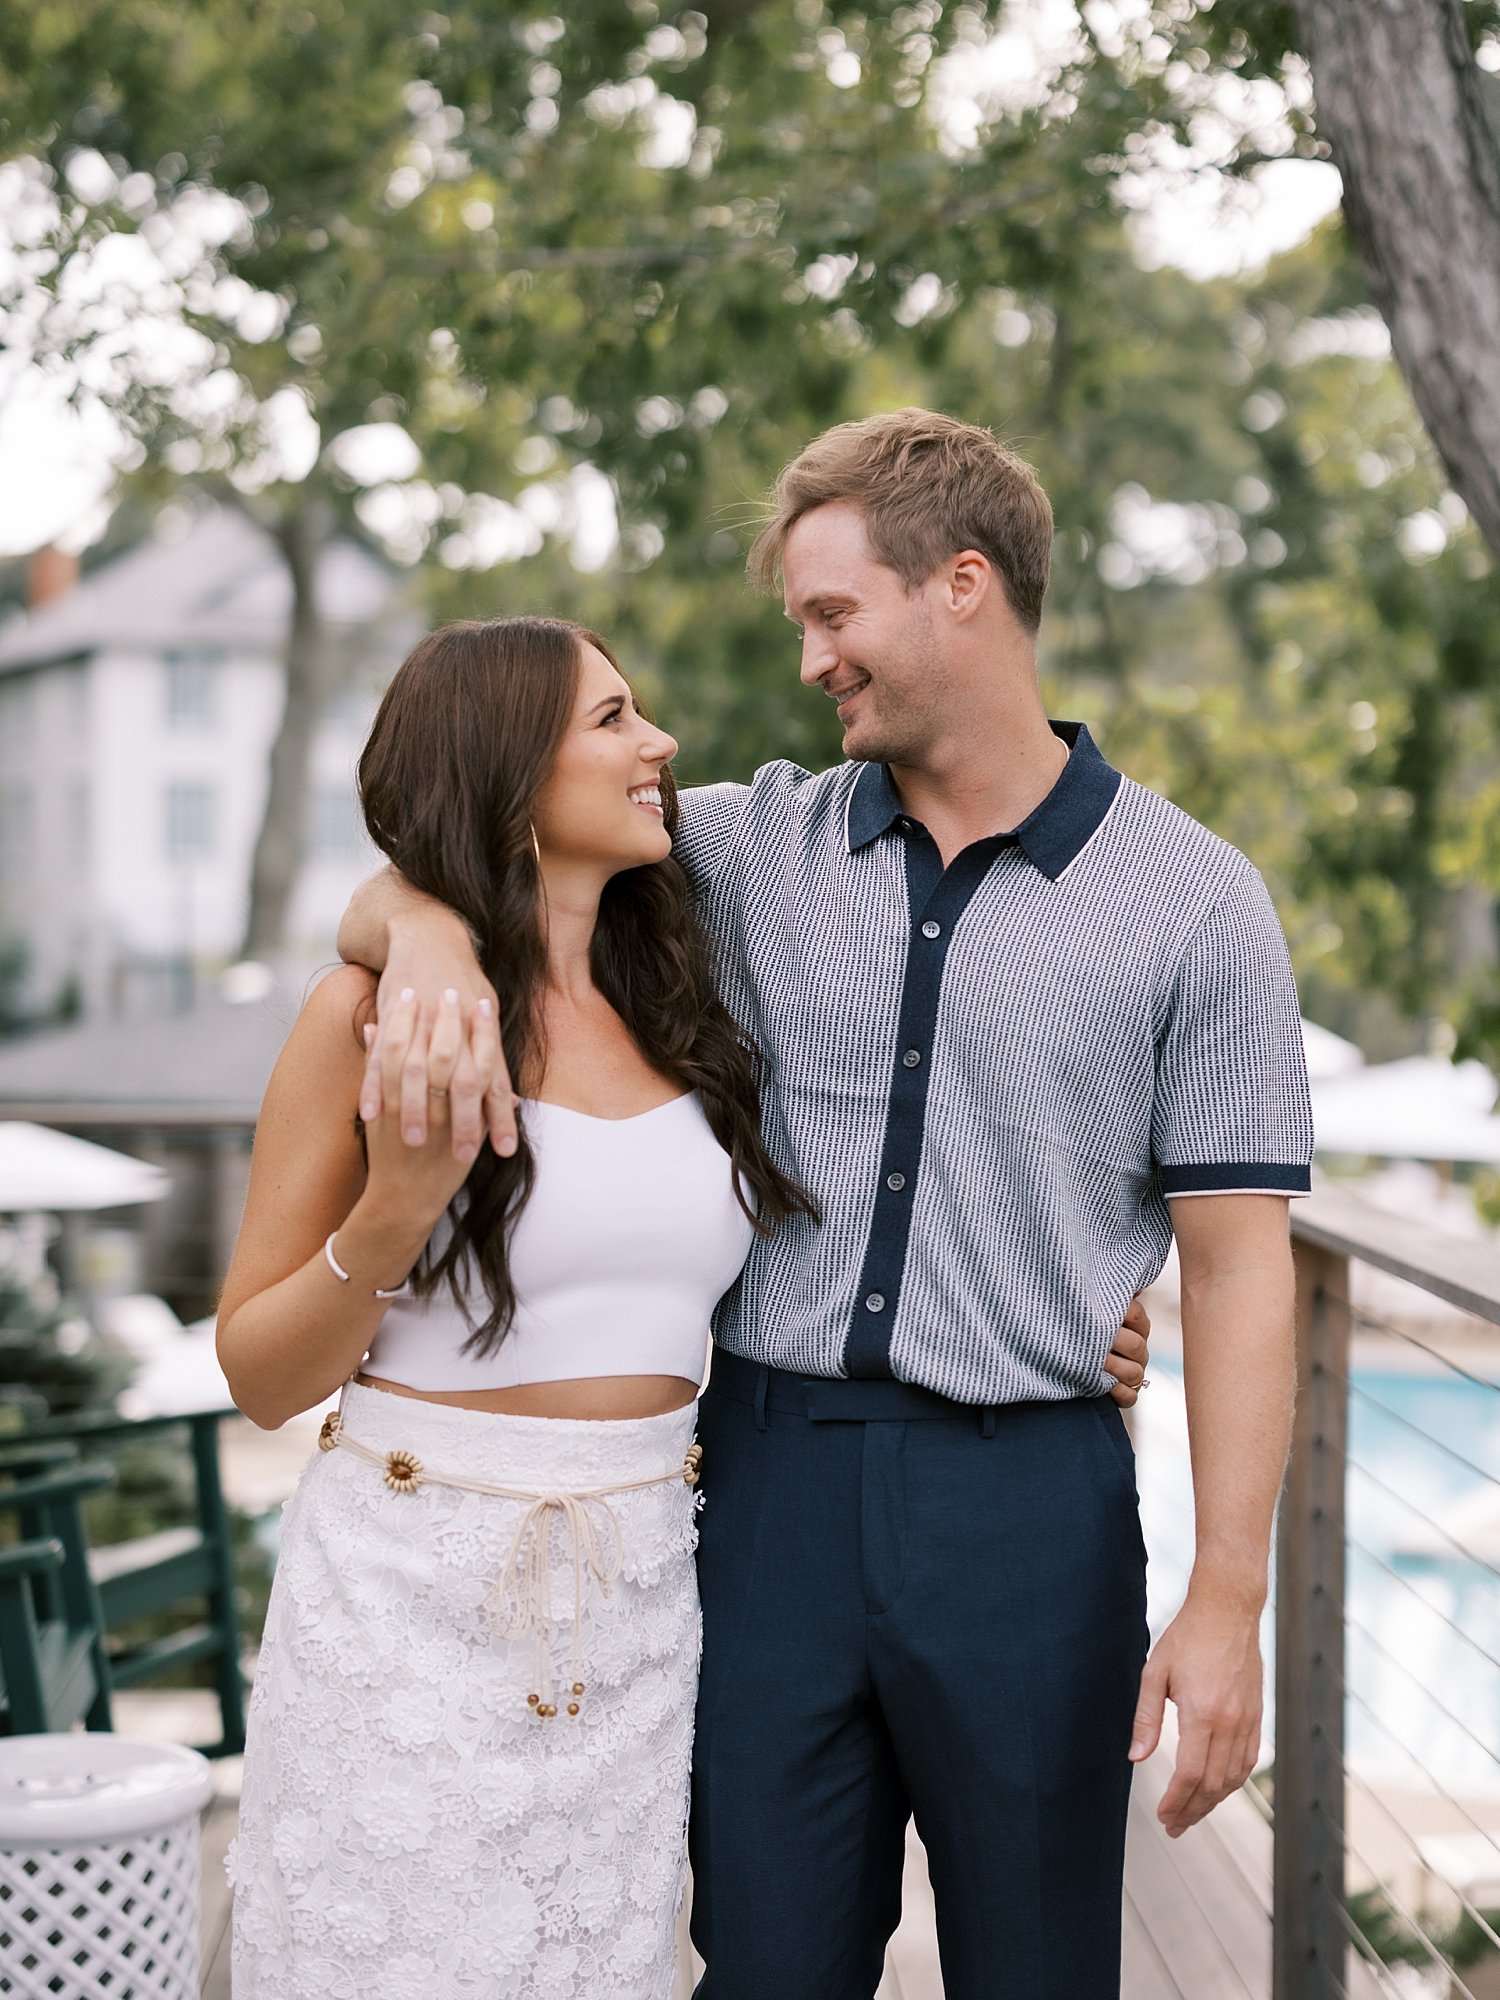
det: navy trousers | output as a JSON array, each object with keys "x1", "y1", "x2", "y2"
[{"x1": 689, "y1": 1352, "x2": 1149, "y2": 2000}]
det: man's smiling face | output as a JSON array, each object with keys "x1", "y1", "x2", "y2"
[{"x1": 782, "y1": 500, "x2": 953, "y2": 769}]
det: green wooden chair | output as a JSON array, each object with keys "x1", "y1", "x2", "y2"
[
  {"x1": 24, "y1": 1407, "x2": 248, "y2": 1756},
  {"x1": 0, "y1": 1449, "x2": 117, "y2": 1735},
  {"x1": 0, "y1": 1539, "x2": 72, "y2": 1730}
]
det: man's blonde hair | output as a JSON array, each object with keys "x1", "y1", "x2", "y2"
[{"x1": 748, "y1": 408, "x2": 1054, "y2": 633}]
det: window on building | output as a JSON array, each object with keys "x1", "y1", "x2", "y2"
[
  {"x1": 0, "y1": 781, "x2": 33, "y2": 884},
  {"x1": 165, "y1": 650, "x2": 219, "y2": 727},
  {"x1": 0, "y1": 678, "x2": 36, "y2": 757},
  {"x1": 68, "y1": 780, "x2": 90, "y2": 872},
  {"x1": 68, "y1": 667, "x2": 91, "y2": 736},
  {"x1": 311, "y1": 784, "x2": 367, "y2": 859},
  {"x1": 165, "y1": 782, "x2": 215, "y2": 860}
]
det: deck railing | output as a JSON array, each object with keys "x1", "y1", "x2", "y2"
[{"x1": 1276, "y1": 1185, "x2": 1500, "y2": 1999}]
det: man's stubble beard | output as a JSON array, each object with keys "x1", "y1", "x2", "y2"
[{"x1": 843, "y1": 643, "x2": 948, "y2": 772}]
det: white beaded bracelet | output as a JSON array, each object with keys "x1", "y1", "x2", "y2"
[{"x1": 324, "y1": 1232, "x2": 410, "y2": 1300}]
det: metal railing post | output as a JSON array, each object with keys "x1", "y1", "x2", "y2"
[{"x1": 1274, "y1": 1242, "x2": 1350, "y2": 2000}]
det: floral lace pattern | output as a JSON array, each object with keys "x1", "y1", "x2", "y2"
[{"x1": 228, "y1": 1388, "x2": 702, "y2": 1999}]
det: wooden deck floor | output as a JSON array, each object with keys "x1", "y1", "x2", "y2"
[{"x1": 194, "y1": 1739, "x2": 1387, "y2": 1998}]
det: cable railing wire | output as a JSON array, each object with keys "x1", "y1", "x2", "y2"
[
  {"x1": 1337, "y1": 1675, "x2": 1500, "y2": 1901},
  {"x1": 1352, "y1": 1392, "x2": 1500, "y2": 1504},
  {"x1": 1236, "y1": 1697, "x2": 1447, "y2": 2000},
  {"x1": 1343, "y1": 1762, "x2": 1500, "y2": 1970},
  {"x1": 1143, "y1": 1466, "x2": 1458, "y2": 1989},
  {"x1": 1339, "y1": 1372, "x2": 1500, "y2": 1491},
  {"x1": 1345, "y1": 1606, "x2": 1500, "y2": 1778},
  {"x1": 1346, "y1": 1302, "x2": 1500, "y2": 1396},
  {"x1": 1331, "y1": 1886, "x2": 1409, "y2": 2000},
  {"x1": 1347, "y1": 1534, "x2": 1500, "y2": 1679},
  {"x1": 1340, "y1": 1817, "x2": 1475, "y2": 2000},
  {"x1": 1139, "y1": 1244, "x2": 1499, "y2": 1987},
  {"x1": 1346, "y1": 1451, "x2": 1500, "y2": 1587}
]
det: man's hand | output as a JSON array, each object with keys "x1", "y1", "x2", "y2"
[
  {"x1": 1105, "y1": 1294, "x2": 1150, "y2": 1408},
  {"x1": 363, "y1": 930, "x2": 514, "y2": 1161},
  {"x1": 360, "y1": 992, "x2": 500, "y2": 1205},
  {"x1": 1128, "y1": 1587, "x2": 1264, "y2": 1837},
  {"x1": 340, "y1": 866, "x2": 516, "y2": 1159}
]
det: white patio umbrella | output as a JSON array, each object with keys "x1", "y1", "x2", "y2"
[
  {"x1": 1301, "y1": 1018, "x2": 1364, "y2": 1080},
  {"x1": 0, "y1": 1122, "x2": 171, "y2": 1213},
  {"x1": 1311, "y1": 1056, "x2": 1500, "y2": 1163}
]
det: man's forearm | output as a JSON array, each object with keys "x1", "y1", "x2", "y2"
[
  {"x1": 1177, "y1": 1210, "x2": 1296, "y2": 1608},
  {"x1": 337, "y1": 863, "x2": 468, "y2": 975},
  {"x1": 339, "y1": 865, "x2": 507, "y2": 1155}
]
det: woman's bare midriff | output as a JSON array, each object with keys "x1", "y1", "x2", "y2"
[{"x1": 354, "y1": 1372, "x2": 700, "y2": 1421}]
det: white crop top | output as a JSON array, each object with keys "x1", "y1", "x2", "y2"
[{"x1": 362, "y1": 1092, "x2": 756, "y2": 1390}]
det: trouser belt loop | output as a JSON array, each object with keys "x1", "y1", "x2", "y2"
[
  {"x1": 753, "y1": 1365, "x2": 770, "y2": 1433},
  {"x1": 980, "y1": 1406, "x2": 997, "y2": 1440}
]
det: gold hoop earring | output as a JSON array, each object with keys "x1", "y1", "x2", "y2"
[{"x1": 528, "y1": 821, "x2": 541, "y2": 866}]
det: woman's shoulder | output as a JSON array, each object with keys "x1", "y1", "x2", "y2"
[
  {"x1": 278, "y1": 965, "x2": 376, "y2": 1076},
  {"x1": 305, "y1": 962, "x2": 378, "y2": 1024}
]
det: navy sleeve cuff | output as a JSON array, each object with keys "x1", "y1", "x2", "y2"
[{"x1": 1158, "y1": 1161, "x2": 1312, "y2": 1197}]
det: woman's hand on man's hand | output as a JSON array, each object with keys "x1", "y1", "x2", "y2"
[
  {"x1": 356, "y1": 910, "x2": 518, "y2": 1161},
  {"x1": 358, "y1": 988, "x2": 506, "y2": 1227}
]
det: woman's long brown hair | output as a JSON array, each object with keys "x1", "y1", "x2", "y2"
[{"x1": 357, "y1": 615, "x2": 816, "y2": 1353}]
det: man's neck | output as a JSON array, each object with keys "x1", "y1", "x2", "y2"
[{"x1": 888, "y1": 706, "x2": 1070, "y2": 865}]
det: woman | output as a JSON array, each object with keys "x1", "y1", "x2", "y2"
[
  {"x1": 220, "y1": 617, "x2": 813, "y2": 2000},
  {"x1": 219, "y1": 615, "x2": 1149, "y2": 1999}
]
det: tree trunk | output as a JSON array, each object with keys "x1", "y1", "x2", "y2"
[
  {"x1": 240, "y1": 496, "x2": 341, "y2": 958},
  {"x1": 1294, "y1": 0, "x2": 1500, "y2": 559}
]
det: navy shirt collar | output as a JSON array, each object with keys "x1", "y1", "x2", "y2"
[{"x1": 845, "y1": 721, "x2": 1122, "y2": 881}]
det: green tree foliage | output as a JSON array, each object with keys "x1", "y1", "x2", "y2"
[
  {"x1": 1348, "y1": 1882, "x2": 1500, "y2": 1976},
  {"x1": 1, "y1": 2, "x2": 1496, "y2": 1058}
]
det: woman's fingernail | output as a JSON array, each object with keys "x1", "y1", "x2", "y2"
[
  {"x1": 444, "y1": 987, "x2": 459, "y2": 1004},
  {"x1": 477, "y1": 998, "x2": 493, "y2": 1018},
  {"x1": 400, "y1": 986, "x2": 415, "y2": 1002},
  {"x1": 363, "y1": 1024, "x2": 375, "y2": 1048},
  {"x1": 499, "y1": 1134, "x2": 518, "y2": 1158},
  {"x1": 361, "y1": 1098, "x2": 378, "y2": 1121},
  {"x1": 404, "y1": 1125, "x2": 423, "y2": 1144},
  {"x1": 456, "y1": 1144, "x2": 477, "y2": 1165}
]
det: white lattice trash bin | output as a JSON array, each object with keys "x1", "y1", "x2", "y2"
[{"x1": 0, "y1": 1736, "x2": 214, "y2": 1999}]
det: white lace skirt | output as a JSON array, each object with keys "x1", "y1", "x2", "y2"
[{"x1": 227, "y1": 1385, "x2": 702, "y2": 2000}]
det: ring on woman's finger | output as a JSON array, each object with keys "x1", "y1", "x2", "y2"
[{"x1": 428, "y1": 1086, "x2": 450, "y2": 1098}]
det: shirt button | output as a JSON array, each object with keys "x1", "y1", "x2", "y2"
[
  {"x1": 921, "y1": 920, "x2": 941, "y2": 939},
  {"x1": 902, "y1": 1048, "x2": 921, "y2": 1068},
  {"x1": 886, "y1": 1172, "x2": 907, "y2": 1192},
  {"x1": 865, "y1": 1293, "x2": 886, "y2": 1313}
]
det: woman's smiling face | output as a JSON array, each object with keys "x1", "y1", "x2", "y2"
[{"x1": 530, "y1": 641, "x2": 679, "y2": 876}]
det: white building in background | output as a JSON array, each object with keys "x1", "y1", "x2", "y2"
[{"x1": 0, "y1": 501, "x2": 416, "y2": 1021}]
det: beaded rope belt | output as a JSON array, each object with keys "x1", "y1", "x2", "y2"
[{"x1": 317, "y1": 1405, "x2": 701, "y2": 1721}]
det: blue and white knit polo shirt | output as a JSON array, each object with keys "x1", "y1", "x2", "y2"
[{"x1": 676, "y1": 721, "x2": 1314, "y2": 1406}]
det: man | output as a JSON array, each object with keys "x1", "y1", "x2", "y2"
[{"x1": 341, "y1": 410, "x2": 1311, "y2": 1997}]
